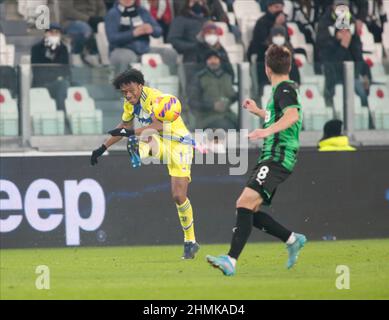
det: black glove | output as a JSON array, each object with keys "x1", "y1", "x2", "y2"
[
  {"x1": 108, "y1": 128, "x2": 135, "y2": 137},
  {"x1": 90, "y1": 144, "x2": 107, "y2": 166}
]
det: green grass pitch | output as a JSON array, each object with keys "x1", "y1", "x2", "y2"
[{"x1": 1, "y1": 239, "x2": 389, "y2": 300}]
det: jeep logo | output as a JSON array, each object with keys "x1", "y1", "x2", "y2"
[{"x1": 0, "y1": 179, "x2": 105, "y2": 246}]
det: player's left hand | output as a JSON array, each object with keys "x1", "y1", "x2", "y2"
[
  {"x1": 248, "y1": 128, "x2": 272, "y2": 140},
  {"x1": 108, "y1": 128, "x2": 135, "y2": 137}
]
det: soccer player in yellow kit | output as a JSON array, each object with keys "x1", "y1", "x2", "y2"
[{"x1": 90, "y1": 69, "x2": 200, "y2": 259}]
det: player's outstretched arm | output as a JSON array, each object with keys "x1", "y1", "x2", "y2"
[
  {"x1": 90, "y1": 121, "x2": 133, "y2": 166},
  {"x1": 248, "y1": 108, "x2": 299, "y2": 140},
  {"x1": 243, "y1": 98, "x2": 266, "y2": 119}
]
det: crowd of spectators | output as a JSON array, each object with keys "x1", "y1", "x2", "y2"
[{"x1": 1, "y1": 0, "x2": 387, "y2": 132}]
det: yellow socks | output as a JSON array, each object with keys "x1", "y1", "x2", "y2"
[{"x1": 176, "y1": 198, "x2": 196, "y2": 243}]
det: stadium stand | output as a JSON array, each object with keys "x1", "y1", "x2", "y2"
[
  {"x1": 299, "y1": 84, "x2": 333, "y2": 131},
  {"x1": 65, "y1": 87, "x2": 103, "y2": 135},
  {"x1": 334, "y1": 84, "x2": 369, "y2": 130},
  {"x1": 0, "y1": 32, "x2": 15, "y2": 66},
  {"x1": 29, "y1": 87, "x2": 65, "y2": 135},
  {"x1": 96, "y1": 22, "x2": 110, "y2": 66},
  {"x1": 0, "y1": 88, "x2": 19, "y2": 136},
  {"x1": 140, "y1": 53, "x2": 179, "y2": 97},
  {"x1": 369, "y1": 84, "x2": 389, "y2": 130},
  {"x1": 0, "y1": 0, "x2": 388, "y2": 146}
]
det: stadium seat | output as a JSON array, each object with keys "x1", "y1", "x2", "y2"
[
  {"x1": 65, "y1": 87, "x2": 103, "y2": 135},
  {"x1": 300, "y1": 84, "x2": 333, "y2": 131},
  {"x1": 360, "y1": 23, "x2": 376, "y2": 55},
  {"x1": 96, "y1": 22, "x2": 110, "y2": 66},
  {"x1": 363, "y1": 54, "x2": 387, "y2": 84},
  {"x1": 226, "y1": 44, "x2": 244, "y2": 64},
  {"x1": 294, "y1": 53, "x2": 324, "y2": 93},
  {"x1": 287, "y1": 23, "x2": 314, "y2": 62},
  {"x1": 149, "y1": 36, "x2": 164, "y2": 47},
  {"x1": 233, "y1": 0, "x2": 262, "y2": 26},
  {"x1": 283, "y1": 0, "x2": 293, "y2": 18},
  {"x1": 0, "y1": 88, "x2": 19, "y2": 136},
  {"x1": 151, "y1": 76, "x2": 179, "y2": 97},
  {"x1": 240, "y1": 17, "x2": 261, "y2": 50},
  {"x1": 334, "y1": 85, "x2": 369, "y2": 130},
  {"x1": 383, "y1": 22, "x2": 389, "y2": 56},
  {"x1": 141, "y1": 53, "x2": 163, "y2": 66},
  {"x1": 29, "y1": 88, "x2": 65, "y2": 135},
  {"x1": 140, "y1": 54, "x2": 179, "y2": 96},
  {"x1": 0, "y1": 33, "x2": 15, "y2": 66},
  {"x1": 368, "y1": 84, "x2": 389, "y2": 130},
  {"x1": 85, "y1": 84, "x2": 121, "y2": 101}
]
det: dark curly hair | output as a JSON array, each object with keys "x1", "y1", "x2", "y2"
[{"x1": 112, "y1": 68, "x2": 145, "y2": 89}]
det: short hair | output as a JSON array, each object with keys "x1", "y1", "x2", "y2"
[
  {"x1": 265, "y1": 44, "x2": 292, "y2": 75},
  {"x1": 112, "y1": 68, "x2": 145, "y2": 89}
]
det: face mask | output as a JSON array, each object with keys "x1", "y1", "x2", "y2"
[
  {"x1": 191, "y1": 2, "x2": 204, "y2": 16},
  {"x1": 272, "y1": 35, "x2": 286, "y2": 46},
  {"x1": 45, "y1": 35, "x2": 61, "y2": 50},
  {"x1": 207, "y1": 59, "x2": 222, "y2": 72},
  {"x1": 204, "y1": 34, "x2": 219, "y2": 46},
  {"x1": 268, "y1": 10, "x2": 283, "y2": 20}
]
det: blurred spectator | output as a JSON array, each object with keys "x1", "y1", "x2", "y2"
[
  {"x1": 248, "y1": 0, "x2": 287, "y2": 62},
  {"x1": 365, "y1": 0, "x2": 388, "y2": 42},
  {"x1": 188, "y1": 50, "x2": 238, "y2": 130},
  {"x1": 104, "y1": 0, "x2": 116, "y2": 11},
  {"x1": 168, "y1": 0, "x2": 211, "y2": 63},
  {"x1": 105, "y1": 0, "x2": 163, "y2": 72},
  {"x1": 256, "y1": 25, "x2": 300, "y2": 89},
  {"x1": 348, "y1": 0, "x2": 369, "y2": 33},
  {"x1": 317, "y1": 0, "x2": 371, "y2": 107},
  {"x1": 173, "y1": 0, "x2": 228, "y2": 22},
  {"x1": 195, "y1": 21, "x2": 234, "y2": 78},
  {"x1": 141, "y1": 0, "x2": 173, "y2": 41},
  {"x1": 0, "y1": 67, "x2": 17, "y2": 98},
  {"x1": 318, "y1": 120, "x2": 356, "y2": 151},
  {"x1": 30, "y1": 23, "x2": 70, "y2": 112},
  {"x1": 289, "y1": 0, "x2": 319, "y2": 44},
  {"x1": 59, "y1": 0, "x2": 106, "y2": 67}
]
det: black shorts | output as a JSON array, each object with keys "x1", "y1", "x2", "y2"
[{"x1": 246, "y1": 160, "x2": 291, "y2": 206}]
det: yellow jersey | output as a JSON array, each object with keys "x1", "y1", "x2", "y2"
[{"x1": 121, "y1": 86, "x2": 192, "y2": 144}]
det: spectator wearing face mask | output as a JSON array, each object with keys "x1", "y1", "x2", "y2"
[
  {"x1": 105, "y1": 0, "x2": 163, "y2": 72},
  {"x1": 168, "y1": 0, "x2": 211, "y2": 63},
  {"x1": 256, "y1": 25, "x2": 300, "y2": 89},
  {"x1": 31, "y1": 23, "x2": 71, "y2": 112},
  {"x1": 248, "y1": 0, "x2": 287, "y2": 63},
  {"x1": 188, "y1": 50, "x2": 238, "y2": 130},
  {"x1": 195, "y1": 21, "x2": 234, "y2": 78}
]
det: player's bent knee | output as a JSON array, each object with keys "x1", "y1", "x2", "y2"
[
  {"x1": 236, "y1": 188, "x2": 263, "y2": 211},
  {"x1": 172, "y1": 192, "x2": 187, "y2": 205}
]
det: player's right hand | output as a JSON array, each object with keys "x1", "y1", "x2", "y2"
[
  {"x1": 90, "y1": 144, "x2": 107, "y2": 166},
  {"x1": 243, "y1": 99, "x2": 259, "y2": 114}
]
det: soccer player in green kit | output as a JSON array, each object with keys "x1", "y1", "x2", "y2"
[{"x1": 206, "y1": 45, "x2": 307, "y2": 276}]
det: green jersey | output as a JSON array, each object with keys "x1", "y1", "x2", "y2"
[{"x1": 260, "y1": 80, "x2": 302, "y2": 172}]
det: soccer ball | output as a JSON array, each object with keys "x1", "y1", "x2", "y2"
[{"x1": 153, "y1": 94, "x2": 181, "y2": 122}]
